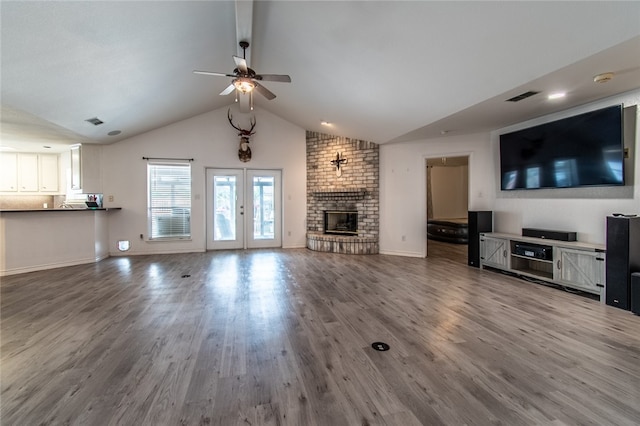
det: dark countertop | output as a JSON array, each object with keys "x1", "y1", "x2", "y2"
[{"x1": 0, "y1": 207, "x2": 122, "y2": 213}]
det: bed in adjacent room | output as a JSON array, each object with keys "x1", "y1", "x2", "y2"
[{"x1": 427, "y1": 218, "x2": 469, "y2": 244}]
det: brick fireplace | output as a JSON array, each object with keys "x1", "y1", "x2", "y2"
[{"x1": 306, "y1": 131, "x2": 379, "y2": 254}]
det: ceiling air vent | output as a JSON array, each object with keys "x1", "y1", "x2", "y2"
[
  {"x1": 85, "y1": 117, "x2": 104, "y2": 126},
  {"x1": 505, "y1": 91, "x2": 540, "y2": 102}
]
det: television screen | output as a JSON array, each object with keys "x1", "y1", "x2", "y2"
[{"x1": 500, "y1": 104, "x2": 624, "y2": 190}]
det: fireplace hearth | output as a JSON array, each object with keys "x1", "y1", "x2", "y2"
[{"x1": 324, "y1": 210, "x2": 358, "y2": 235}]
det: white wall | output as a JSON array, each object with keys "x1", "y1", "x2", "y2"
[
  {"x1": 380, "y1": 89, "x2": 640, "y2": 258},
  {"x1": 102, "y1": 105, "x2": 307, "y2": 255},
  {"x1": 491, "y1": 90, "x2": 640, "y2": 245},
  {"x1": 380, "y1": 133, "x2": 493, "y2": 257}
]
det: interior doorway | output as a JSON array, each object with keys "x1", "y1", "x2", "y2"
[
  {"x1": 206, "y1": 168, "x2": 282, "y2": 250},
  {"x1": 425, "y1": 155, "x2": 469, "y2": 263}
]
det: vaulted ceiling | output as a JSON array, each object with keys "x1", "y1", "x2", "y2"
[{"x1": 2, "y1": 1, "x2": 639, "y2": 153}]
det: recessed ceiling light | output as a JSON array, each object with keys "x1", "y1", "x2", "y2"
[
  {"x1": 108, "y1": 130, "x2": 122, "y2": 136},
  {"x1": 43, "y1": 145, "x2": 51, "y2": 149},
  {"x1": 548, "y1": 92, "x2": 566, "y2": 100},
  {"x1": 321, "y1": 121, "x2": 331, "y2": 126}
]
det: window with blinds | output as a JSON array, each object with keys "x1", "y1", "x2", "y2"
[{"x1": 147, "y1": 162, "x2": 191, "y2": 239}]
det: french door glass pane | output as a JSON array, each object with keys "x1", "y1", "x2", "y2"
[
  {"x1": 214, "y1": 176, "x2": 236, "y2": 241},
  {"x1": 253, "y1": 176, "x2": 274, "y2": 240}
]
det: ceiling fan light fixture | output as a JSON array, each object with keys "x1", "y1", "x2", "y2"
[
  {"x1": 233, "y1": 78, "x2": 255, "y2": 93},
  {"x1": 195, "y1": 40, "x2": 289, "y2": 103}
]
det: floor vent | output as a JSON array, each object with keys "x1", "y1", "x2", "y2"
[
  {"x1": 371, "y1": 342, "x2": 390, "y2": 351},
  {"x1": 506, "y1": 91, "x2": 540, "y2": 102}
]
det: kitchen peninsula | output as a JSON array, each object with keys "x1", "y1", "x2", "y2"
[{"x1": 0, "y1": 207, "x2": 121, "y2": 276}]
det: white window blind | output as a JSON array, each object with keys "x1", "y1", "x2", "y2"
[{"x1": 147, "y1": 162, "x2": 191, "y2": 239}]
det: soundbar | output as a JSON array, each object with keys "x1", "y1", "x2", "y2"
[{"x1": 522, "y1": 228, "x2": 576, "y2": 242}]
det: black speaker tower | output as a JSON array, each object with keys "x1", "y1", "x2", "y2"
[
  {"x1": 468, "y1": 211, "x2": 493, "y2": 267},
  {"x1": 631, "y1": 273, "x2": 640, "y2": 315},
  {"x1": 605, "y1": 216, "x2": 640, "y2": 310}
]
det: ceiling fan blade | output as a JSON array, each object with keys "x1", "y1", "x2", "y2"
[
  {"x1": 193, "y1": 70, "x2": 235, "y2": 77},
  {"x1": 220, "y1": 84, "x2": 236, "y2": 96},
  {"x1": 254, "y1": 82, "x2": 276, "y2": 100},
  {"x1": 256, "y1": 74, "x2": 291, "y2": 83},
  {"x1": 233, "y1": 56, "x2": 248, "y2": 74}
]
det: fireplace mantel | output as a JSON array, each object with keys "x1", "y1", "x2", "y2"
[{"x1": 312, "y1": 188, "x2": 366, "y2": 199}]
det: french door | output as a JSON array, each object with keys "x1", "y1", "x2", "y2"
[{"x1": 206, "y1": 168, "x2": 281, "y2": 250}]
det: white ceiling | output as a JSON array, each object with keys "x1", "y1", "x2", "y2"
[{"x1": 2, "y1": 1, "x2": 640, "y2": 153}]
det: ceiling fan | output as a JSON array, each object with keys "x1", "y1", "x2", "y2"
[{"x1": 194, "y1": 41, "x2": 291, "y2": 106}]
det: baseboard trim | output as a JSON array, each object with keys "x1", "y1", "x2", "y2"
[
  {"x1": 1, "y1": 257, "x2": 101, "y2": 277},
  {"x1": 282, "y1": 244, "x2": 307, "y2": 249},
  {"x1": 379, "y1": 249, "x2": 425, "y2": 258},
  {"x1": 109, "y1": 248, "x2": 206, "y2": 257}
]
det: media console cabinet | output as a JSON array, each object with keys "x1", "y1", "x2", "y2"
[{"x1": 480, "y1": 232, "x2": 606, "y2": 300}]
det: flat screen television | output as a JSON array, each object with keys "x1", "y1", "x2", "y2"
[{"x1": 499, "y1": 104, "x2": 624, "y2": 190}]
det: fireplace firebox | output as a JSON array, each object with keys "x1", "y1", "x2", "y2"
[{"x1": 324, "y1": 210, "x2": 358, "y2": 235}]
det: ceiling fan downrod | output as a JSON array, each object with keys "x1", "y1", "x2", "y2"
[{"x1": 239, "y1": 40, "x2": 249, "y2": 60}]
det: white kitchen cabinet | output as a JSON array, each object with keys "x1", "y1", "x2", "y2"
[
  {"x1": 70, "y1": 144, "x2": 102, "y2": 193},
  {"x1": 480, "y1": 235, "x2": 509, "y2": 269},
  {"x1": 18, "y1": 153, "x2": 39, "y2": 192},
  {"x1": 70, "y1": 145, "x2": 81, "y2": 190},
  {"x1": 0, "y1": 152, "x2": 61, "y2": 194},
  {"x1": 38, "y1": 154, "x2": 59, "y2": 192},
  {"x1": 0, "y1": 152, "x2": 18, "y2": 191}
]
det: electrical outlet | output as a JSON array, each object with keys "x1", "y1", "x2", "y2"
[
  {"x1": 108, "y1": 195, "x2": 114, "y2": 202},
  {"x1": 401, "y1": 235, "x2": 406, "y2": 242}
]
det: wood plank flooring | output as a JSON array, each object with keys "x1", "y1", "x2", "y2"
[
  {"x1": 2, "y1": 248, "x2": 639, "y2": 425},
  {"x1": 426, "y1": 239, "x2": 468, "y2": 264}
]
